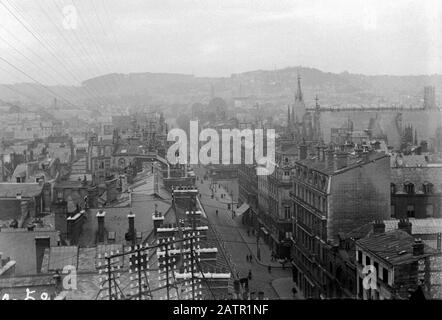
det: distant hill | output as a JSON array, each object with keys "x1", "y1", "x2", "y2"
[{"x1": 1, "y1": 67, "x2": 441, "y2": 108}]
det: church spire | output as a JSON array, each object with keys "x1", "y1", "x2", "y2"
[{"x1": 295, "y1": 74, "x2": 303, "y2": 102}]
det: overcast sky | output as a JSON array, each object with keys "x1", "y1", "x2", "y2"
[{"x1": 0, "y1": 0, "x2": 441, "y2": 85}]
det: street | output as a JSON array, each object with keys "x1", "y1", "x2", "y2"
[{"x1": 193, "y1": 165, "x2": 298, "y2": 299}]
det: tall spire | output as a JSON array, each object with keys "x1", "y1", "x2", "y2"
[{"x1": 295, "y1": 74, "x2": 303, "y2": 102}]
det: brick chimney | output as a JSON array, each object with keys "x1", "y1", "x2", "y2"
[
  {"x1": 372, "y1": 220, "x2": 385, "y2": 234},
  {"x1": 412, "y1": 239, "x2": 424, "y2": 256},
  {"x1": 96, "y1": 210, "x2": 106, "y2": 243},
  {"x1": 437, "y1": 233, "x2": 441, "y2": 252},
  {"x1": 326, "y1": 148, "x2": 334, "y2": 168},
  {"x1": 298, "y1": 144, "x2": 307, "y2": 160},
  {"x1": 127, "y1": 213, "x2": 136, "y2": 243},
  {"x1": 398, "y1": 218, "x2": 412, "y2": 235},
  {"x1": 315, "y1": 145, "x2": 321, "y2": 162},
  {"x1": 152, "y1": 204, "x2": 164, "y2": 234},
  {"x1": 334, "y1": 151, "x2": 348, "y2": 170}
]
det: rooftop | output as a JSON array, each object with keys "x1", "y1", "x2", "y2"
[
  {"x1": 0, "y1": 228, "x2": 59, "y2": 275},
  {"x1": 296, "y1": 151, "x2": 388, "y2": 176},
  {"x1": 0, "y1": 183, "x2": 44, "y2": 198},
  {"x1": 356, "y1": 229, "x2": 438, "y2": 266}
]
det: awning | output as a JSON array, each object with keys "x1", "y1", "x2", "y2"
[{"x1": 236, "y1": 203, "x2": 250, "y2": 216}]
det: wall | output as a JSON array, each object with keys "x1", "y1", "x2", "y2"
[{"x1": 328, "y1": 156, "x2": 391, "y2": 243}]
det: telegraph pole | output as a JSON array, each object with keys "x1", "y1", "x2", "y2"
[
  {"x1": 106, "y1": 255, "x2": 112, "y2": 300},
  {"x1": 137, "y1": 246, "x2": 142, "y2": 300},
  {"x1": 165, "y1": 244, "x2": 170, "y2": 300},
  {"x1": 190, "y1": 236, "x2": 195, "y2": 300}
]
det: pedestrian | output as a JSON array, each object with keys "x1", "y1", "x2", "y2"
[
  {"x1": 268, "y1": 265, "x2": 271, "y2": 273},
  {"x1": 247, "y1": 229, "x2": 250, "y2": 237},
  {"x1": 248, "y1": 270, "x2": 252, "y2": 280},
  {"x1": 246, "y1": 254, "x2": 249, "y2": 262},
  {"x1": 249, "y1": 254, "x2": 253, "y2": 263}
]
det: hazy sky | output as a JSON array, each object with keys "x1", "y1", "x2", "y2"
[{"x1": 0, "y1": 0, "x2": 441, "y2": 85}]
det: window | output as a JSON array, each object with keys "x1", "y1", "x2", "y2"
[
  {"x1": 404, "y1": 182, "x2": 414, "y2": 194},
  {"x1": 423, "y1": 183, "x2": 433, "y2": 194},
  {"x1": 284, "y1": 206, "x2": 291, "y2": 220},
  {"x1": 426, "y1": 204, "x2": 434, "y2": 218},
  {"x1": 365, "y1": 256, "x2": 371, "y2": 266},
  {"x1": 357, "y1": 250, "x2": 362, "y2": 264},
  {"x1": 382, "y1": 268, "x2": 389, "y2": 284},
  {"x1": 407, "y1": 205, "x2": 415, "y2": 218}
]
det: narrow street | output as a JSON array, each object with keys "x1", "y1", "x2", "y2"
[{"x1": 193, "y1": 165, "x2": 297, "y2": 299}]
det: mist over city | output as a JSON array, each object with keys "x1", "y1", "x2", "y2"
[{"x1": 0, "y1": 0, "x2": 441, "y2": 307}]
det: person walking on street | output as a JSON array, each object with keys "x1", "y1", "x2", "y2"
[
  {"x1": 249, "y1": 254, "x2": 253, "y2": 263},
  {"x1": 268, "y1": 265, "x2": 271, "y2": 273},
  {"x1": 216, "y1": 209, "x2": 218, "y2": 216},
  {"x1": 248, "y1": 270, "x2": 252, "y2": 280}
]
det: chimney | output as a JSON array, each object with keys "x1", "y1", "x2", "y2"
[
  {"x1": 398, "y1": 218, "x2": 412, "y2": 235},
  {"x1": 298, "y1": 144, "x2": 307, "y2": 160},
  {"x1": 152, "y1": 204, "x2": 164, "y2": 234},
  {"x1": 326, "y1": 148, "x2": 334, "y2": 168},
  {"x1": 334, "y1": 151, "x2": 348, "y2": 170},
  {"x1": 127, "y1": 213, "x2": 136, "y2": 243},
  {"x1": 315, "y1": 145, "x2": 321, "y2": 162},
  {"x1": 412, "y1": 239, "x2": 424, "y2": 256},
  {"x1": 437, "y1": 233, "x2": 441, "y2": 252},
  {"x1": 372, "y1": 220, "x2": 385, "y2": 234},
  {"x1": 96, "y1": 210, "x2": 106, "y2": 243}
]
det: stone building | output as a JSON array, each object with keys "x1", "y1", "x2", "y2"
[
  {"x1": 355, "y1": 228, "x2": 440, "y2": 299},
  {"x1": 256, "y1": 143, "x2": 298, "y2": 257},
  {"x1": 289, "y1": 145, "x2": 391, "y2": 298},
  {"x1": 390, "y1": 154, "x2": 442, "y2": 219}
]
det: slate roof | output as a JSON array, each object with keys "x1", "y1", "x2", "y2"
[
  {"x1": 356, "y1": 229, "x2": 438, "y2": 266},
  {"x1": 0, "y1": 229, "x2": 59, "y2": 275},
  {"x1": 0, "y1": 183, "x2": 44, "y2": 198},
  {"x1": 296, "y1": 151, "x2": 388, "y2": 176}
]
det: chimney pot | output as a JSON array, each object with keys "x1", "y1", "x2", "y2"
[
  {"x1": 412, "y1": 238, "x2": 424, "y2": 256},
  {"x1": 398, "y1": 218, "x2": 412, "y2": 235},
  {"x1": 299, "y1": 144, "x2": 307, "y2": 160},
  {"x1": 373, "y1": 220, "x2": 385, "y2": 234},
  {"x1": 96, "y1": 210, "x2": 106, "y2": 243},
  {"x1": 334, "y1": 151, "x2": 348, "y2": 170}
]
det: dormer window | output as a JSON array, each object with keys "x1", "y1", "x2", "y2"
[
  {"x1": 423, "y1": 182, "x2": 433, "y2": 194},
  {"x1": 404, "y1": 182, "x2": 414, "y2": 194}
]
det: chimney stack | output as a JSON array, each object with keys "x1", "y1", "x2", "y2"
[
  {"x1": 316, "y1": 145, "x2": 321, "y2": 162},
  {"x1": 299, "y1": 144, "x2": 307, "y2": 160},
  {"x1": 334, "y1": 151, "x2": 348, "y2": 170},
  {"x1": 412, "y1": 239, "x2": 424, "y2": 256},
  {"x1": 437, "y1": 233, "x2": 441, "y2": 252},
  {"x1": 126, "y1": 213, "x2": 136, "y2": 244},
  {"x1": 398, "y1": 218, "x2": 412, "y2": 235},
  {"x1": 96, "y1": 210, "x2": 106, "y2": 243},
  {"x1": 373, "y1": 220, "x2": 385, "y2": 234},
  {"x1": 326, "y1": 148, "x2": 334, "y2": 168},
  {"x1": 152, "y1": 204, "x2": 164, "y2": 234}
]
